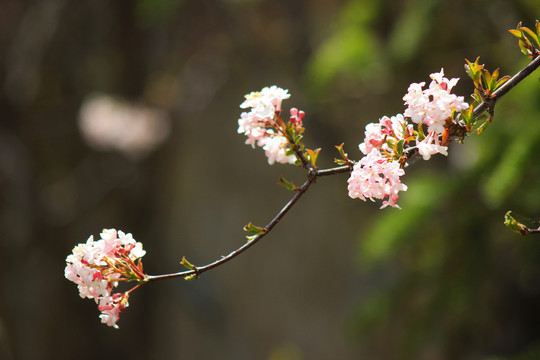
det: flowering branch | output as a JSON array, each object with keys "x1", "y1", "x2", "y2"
[{"x1": 65, "y1": 21, "x2": 540, "y2": 329}]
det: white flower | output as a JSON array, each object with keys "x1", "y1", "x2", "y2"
[
  {"x1": 416, "y1": 131, "x2": 448, "y2": 160},
  {"x1": 403, "y1": 69, "x2": 468, "y2": 134},
  {"x1": 238, "y1": 86, "x2": 296, "y2": 165},
  {"x1": 98, "y1": 293, "x2": 128, "y2": 329},
  {"x1": 240, "y1": 86, "x2": 290, "y2": 114},
  {"x1": 261, "y1": 136, "x2": 296, "y2": 165}
]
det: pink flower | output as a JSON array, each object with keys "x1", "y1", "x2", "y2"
[
  {"x1": 359, "y1": 122, "x2": 384, "y2": 155},
  {"x1": 416, "y1": 131, "x2": 448, "y2": 160},
  {"x1": 261, "y1": 135, "x2": 296, "y2": 165},
  {"x1": 290, "y1": 108, "x2": 305, "y2": 125},
  {"x1": 238, "y1": 86, "x2": 299, "y2": 165},
  {"x1": 359, "y1": 114, "x2": 412, "y2": 155},
  {"x1": 98, "y1": 293, "x2": 129, "y2": 329},
  {"x1": 65, "y1": 229, "x2": 146, "y2": 328},
  {"x1": 403, "y1": 69, "x2": 468, "y2": 134},
  {"x1": 347, "y1": 149, "x2": 408, "y2": 209}
]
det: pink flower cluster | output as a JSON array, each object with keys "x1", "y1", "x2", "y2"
[
  {"x1": 237, "y1": 86, "x2": 297, "y2": 165},
  {"x1": 348, "y1": 149, "x2": 408, "y2": 208},
  {"x1": 359, "y1": 114, "x2": 413, "y2": 155},
  {"x1": 348, "y1": 69, "x2": 467, "y2": 208},
  {"x1": 65, "y1": 229, "x2": 146, "y2": 328},
  {"x1": 349, "y1": 114, "x2": 411, "y2": 208},
  {"x1": 403, "y1": 69, "x2": 469, "y2": 135}
]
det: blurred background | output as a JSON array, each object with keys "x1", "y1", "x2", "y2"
[{"x1": 1, "y1": 0, "x2": 540, "y2": 359}]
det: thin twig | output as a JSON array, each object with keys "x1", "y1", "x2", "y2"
[
  {"x1": 316, "y1": 164, "x2": 354, "y2": 177},
  {"x1": 146, "y1": 173, "x2": 319, "y2": 282}
]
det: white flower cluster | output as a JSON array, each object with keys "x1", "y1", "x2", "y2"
[
  {"x1": 65, "y1": 229, "x2": 146, "y2": 328},
  {"x1": 403, "y1": 69, "x2": 469, "y2": 135},
  {"x1": 237, "y1": 86, "x2": 297, "y2": 165},
  {"x1": 348, "y1": 69, "x2": 468, "y2": 208}
]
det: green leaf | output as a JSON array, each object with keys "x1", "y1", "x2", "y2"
[
  {"x1": 243, "y1": 222, "x2": 267, "y2": 235},
  {"x1": 475, "y1": 116, "x2": 492, "y2": 134},
  {"x1": 285, "y1": 148, "x2": 296, "y2": 156},
  {"x1": 184, "y1": 274, "x2": 198, "y2": 281},
  {"x1": 504, "y1": 211, "x2": 527, "y2": 235},
  {"x1": 464, "y1": 57, "x2": 483, "y2": 84},
  {"x1": 305, "y1": 148, "x2": 321, "y2": 168},
  {"x1": 334, "y1": 143, "x2": 351, "y2": 164},
  {"x1": 461, "y1": 105, "x2": 474, "y2": 130},
  {"x1": 278, "y1": 176, "x2": 299, "y2": 191},
  {"x1": 494, "y1": 75, "x2": 511, "y2": 91},
  {"x1": 508, "y1": 28, "x2": 524, "y2": 40},
  {"x1": 180, "y1": 256, "x2": 197, "y2": 270},
  {"x1": 395, "y1": 139, "x2": 405, "y2": 157},
  {"x1": 520, "y1": 26, "x2": 540, "y2": 49},
  {"x1": 518, "y1": 39, "x2": 531, "y2": 56},
  {"x1": 482, "y1": 69, "x2": 493, "y2": 94}
]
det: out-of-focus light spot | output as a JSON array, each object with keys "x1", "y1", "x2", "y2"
[{"x1": 79, "y1": 93, "x2": 171, "y2": 159}]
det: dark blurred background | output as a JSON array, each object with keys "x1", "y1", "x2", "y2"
[{"x1": 1, "y1": 0, "x2": 540, "y2": 359}]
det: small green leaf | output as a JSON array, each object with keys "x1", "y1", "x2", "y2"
[
  {"x1": 243, "y1": 222, "x2": 267, "y2": 235},
  {"x1": 180, "y1": 256, "x2": 197, "y2": 270},
  {"x1": 494, "y1": 75, "x2": 511, "y2": 91},
  {"x1": 464, "y1": 57, "x2": 483, "y2": 84},
  {"x1": 475, "y1": 116, "x2": 493, "y2": 134},
  {"x1": 520, "y1": 26, "x2": 540, "y2": 49},
  {"x1": 394, "y1": 139, "x2": 404, "y2": 157},
  {"x1": 278, "y1": 176, "x2": 299, "y2": 191},
  {"x1": 504, "y1": 211, "x2": 527, "y2": 235},
  {"x1": 285, "y1": 148, "x2": 296, "y2": 156},
  {"x1": 508, "y1": 28, "x2": 524, "y2": 39},
  {"x1": 460, "y1": 105, "x2": 474, "y2": 130},
  {"x1": 482, "y1": 69, "x2": 493, "y2": 94},
  {"x1": 184, "y1": 274, "x2": 198, "y2": 281},
  {"x1": 334, "y1": 143, "x2": 351, "y2": 165},
  {"x1": 305, "y1": 148, "x2": 321, "y2": 168},
  {"x1": 246, "y1": 235, "x2": 258, "y2": 243},
  {"x1": 518, "y1": 39, "x2": 531, "y2": 56}
]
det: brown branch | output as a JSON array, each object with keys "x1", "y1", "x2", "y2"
[
  {"x1": 147, "y1": 173, "x2": 317, "y2": 282},
  {"x1": 316, "y1": 164, "x2": 354, "y2": 176},
  {"x1": 145, "y1": 162, "x2": 356, "y2": 282}
]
